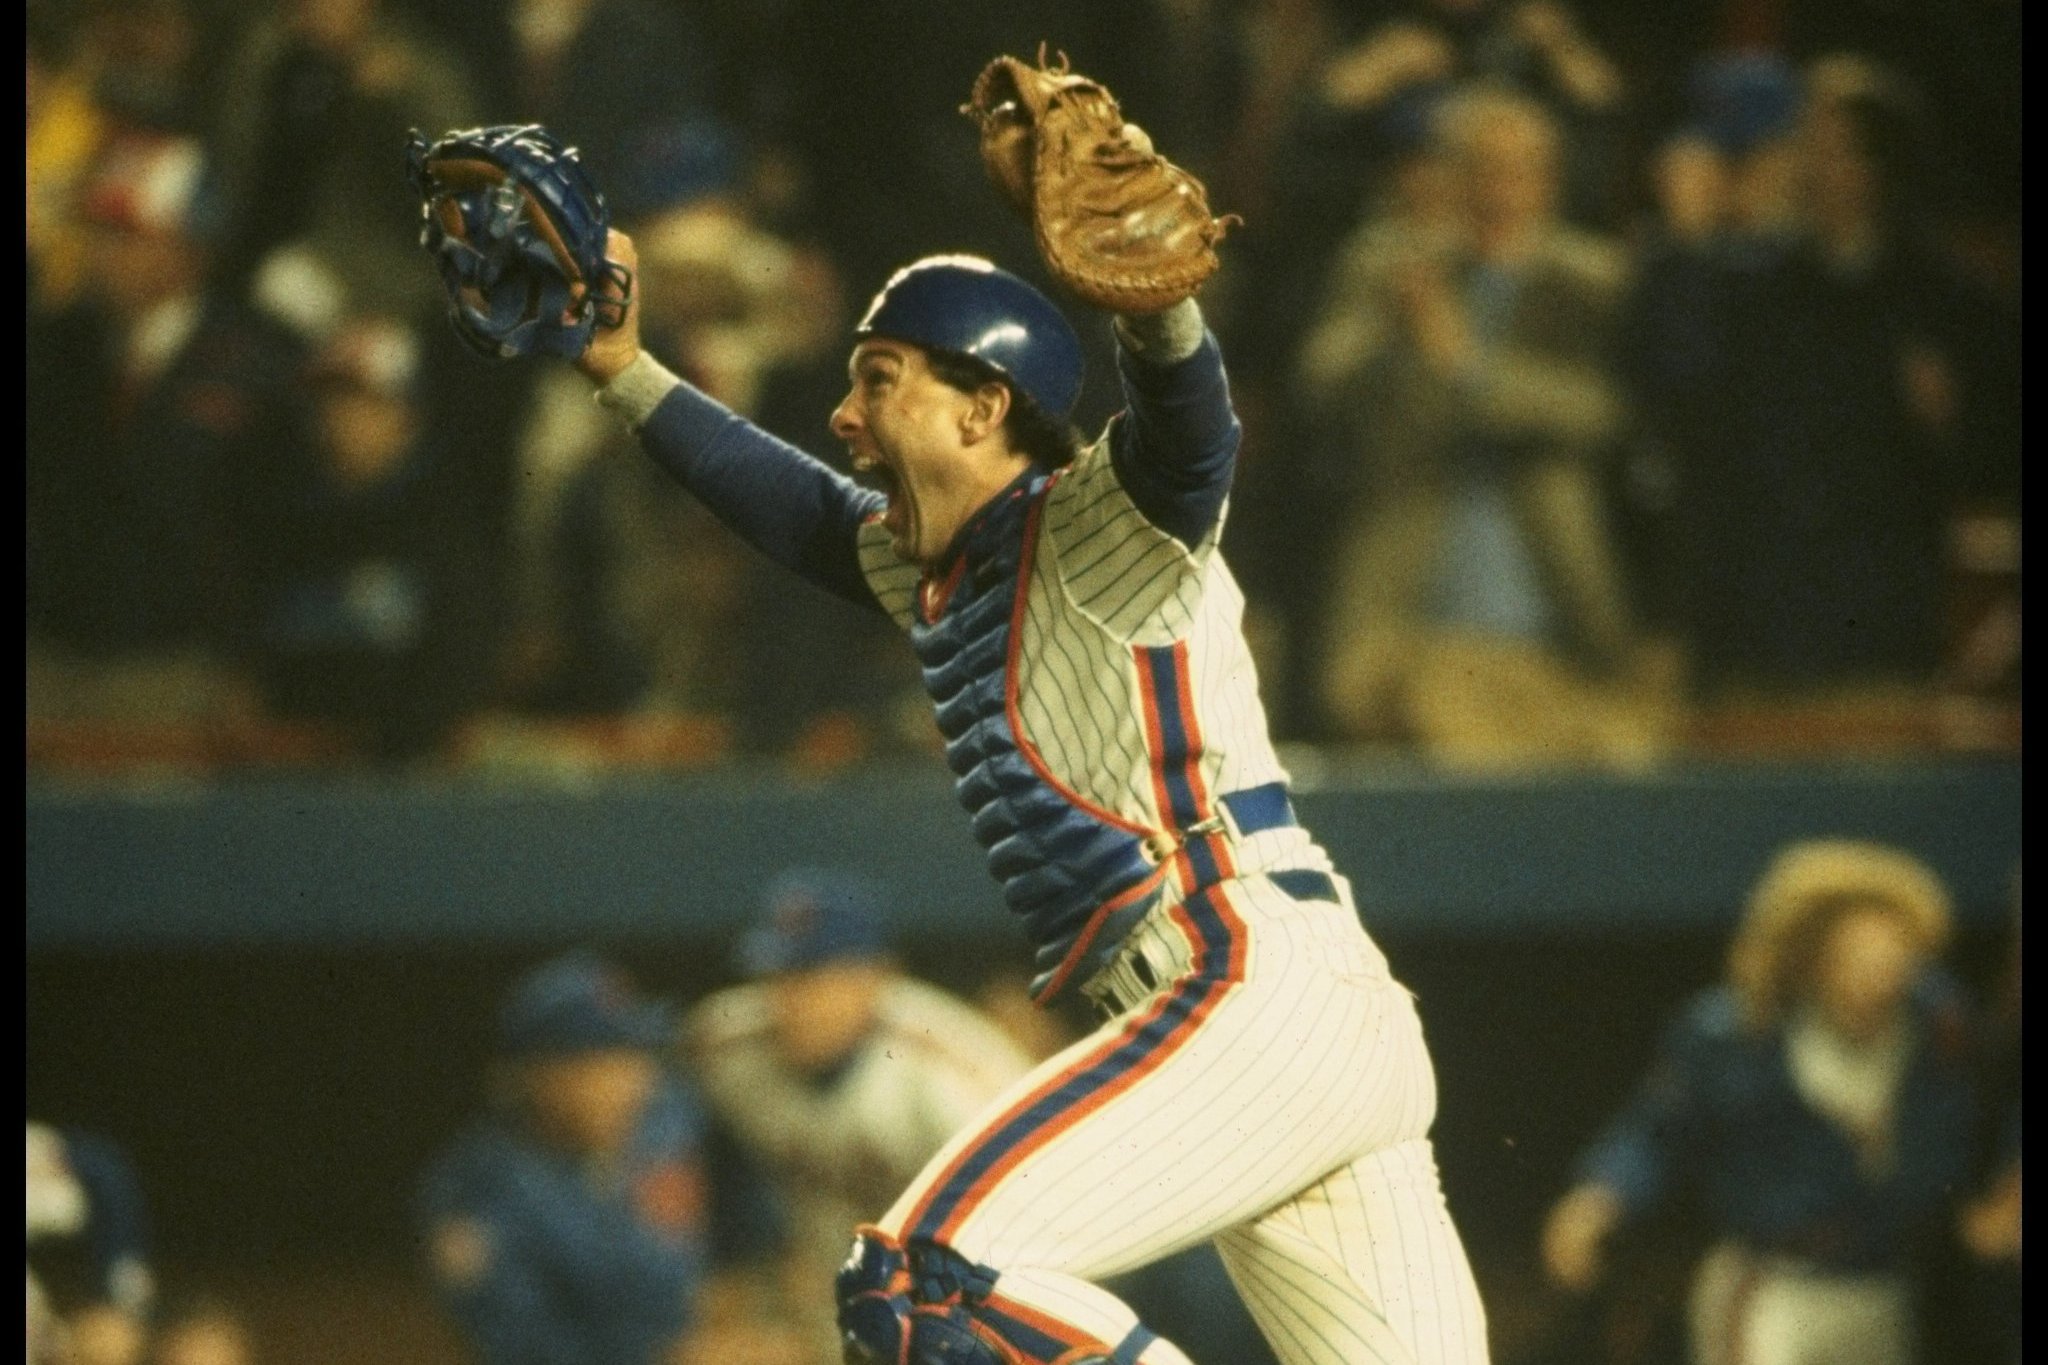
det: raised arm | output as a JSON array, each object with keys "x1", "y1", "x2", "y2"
[
  {"x1": 581, "y1": 232, "x2": 884, "y2": 612},
  {"x1": 1106, "y1": 300, "x2": 1243, "y2": 549}
]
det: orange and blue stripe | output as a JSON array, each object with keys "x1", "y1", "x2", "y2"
[
  {"x1": 975, "y1": 1294, "x2": 1159, "y2": 1364},
  {"x1": 1134, "y1": 641, "x2": 1236, "y2": 893},
  {"x1": 901, "y1": 885, "x2": 1247, "y2": 1246}
]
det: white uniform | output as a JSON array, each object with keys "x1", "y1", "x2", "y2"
[
  {"x1": 688, "y1": 977, "x2": 1035, "y2": 1358},
  {"x1": 846, "y1": 346, "x2": 1490, "y2": 1365}
]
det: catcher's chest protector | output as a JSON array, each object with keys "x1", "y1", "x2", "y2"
[{"x1": 908, "y1": 470, "x2": 1162, "y2": 1003}]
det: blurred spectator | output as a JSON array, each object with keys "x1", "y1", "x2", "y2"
[
  {"x1": 679, "y1": 222, "x2": 927, "y2": 764},
  {"x1": 417, "y1": 952, "x2": 750, "y2": 1365},
  {"x1": 1540, "y1": 840, "x2": 1977, "y2": 1365},
  {"x1": 1615, "y1": 56, "x2": 2019, "y2": 735},
  {"x1": 208, "y1": 0, "x2": 482, "y2": 322},
  {"x1": 1295, "y1": 84, "x2": 1666, "y2": 768},
  {"x1": 27, "y1": 131, "x2": 305, "y2": 727},
  {"x1": 28, "y1": 5, "x2": 114, "y2": 312},
  {"x1": 495, "y1": 175, "x2": 920, "y2": 763},
  {"x1": 1318, "y1": 0, "x2": 1624, "y2": 224},
  {"x1": 1767, "y1": 0, "x2": 2019, "y2": 237},
  {"x1": 27, "y1": 1122, "x2": 155, "y2": 1365},
  {"x1": 744, "y1": 1, "x2": 1123, "y2": 298},
  {"x1": 147, "y1": 1295, "x2": 255, "y2": 1365},
  {"x1": 501, "y1": 358, "x2": 750, "y2": 723},
  {"x1": 79, "y1": 0, "x2": 204, "y2": 135},
  {"x1": 1225, "y1": 0, "x2": 1626, "y2": 431},
  {"x1": 972, "y1": 967, "x2": 1085, "y2": 1070},
  {"x1": 234, "y1": 315, "x2": 505, "y2": 764},
  {"x1": 505, "y1": 0, "x2": 727, "y2": 223},
  {"x1": 497, "y1": 175, "x2": 813, "y2": 727},
  {"x1": 684, "y1": 871, "x2": 1035, "y2": 1362}
]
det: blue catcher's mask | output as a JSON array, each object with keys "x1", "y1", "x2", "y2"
[
  {"x1": 406, "y1": 124, "x2": 631, "y2": 361},
  {"x1": 856, "y1": 255, "x2": 1084, "y2": 419}
]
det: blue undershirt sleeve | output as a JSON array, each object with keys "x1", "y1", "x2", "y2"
[
  {"x1": 1106, "y1": 329, "x2": 1243, "y2": 549},
  {"x1": 1573, "y1": 1006, "x2": 1715, "y2": 1218},
  {"x1": 636, "y1": 380, "x2": 886, "y2": 612}
]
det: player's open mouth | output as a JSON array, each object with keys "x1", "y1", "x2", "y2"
[{"x1": 858, "y1": 454, "x2": 912, "y2": 537}]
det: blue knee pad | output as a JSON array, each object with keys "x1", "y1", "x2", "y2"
[{"x1": 835, "y1": 1228, "x2": 1011, "y2": 1365}]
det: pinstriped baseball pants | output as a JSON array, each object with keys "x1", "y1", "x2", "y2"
[{"x1": 877, "y1": 874, "x2": 1491, "y2": 1365}]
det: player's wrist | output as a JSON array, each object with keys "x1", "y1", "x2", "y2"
[
  {"x1": 592, "y1": 350, "x2": 683, "y2": 430},
  {"x1": 1113, "y1": 299, "x2": 1205, "y2": 365}
]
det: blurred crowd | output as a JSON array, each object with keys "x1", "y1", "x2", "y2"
[
  {"x1": 25, "y1": 0, "x2": 2020, "y2": 776},
  {"x1": 29, "y1": 844, "x2": 2021, "y2": 1365}
]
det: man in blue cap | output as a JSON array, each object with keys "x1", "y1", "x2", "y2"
[
  {"x1": 687, "y1": 870, "x2": 1034, "y2": 1364},
  {"x1": 417, "y1": 951, "x2": 780, "y2": 1365}
]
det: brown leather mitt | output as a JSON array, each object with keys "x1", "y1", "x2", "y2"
[{"x1": 962, "y1": 50, "x2": 1238, "y2": 314}]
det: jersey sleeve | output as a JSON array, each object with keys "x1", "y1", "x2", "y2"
[
  {"x1": 417, "y1": 1119, "x2": 701, "y2": 1365},
  {"x1": 607, "y1": 356, "x2": 888, "y2": 613},
  {"x1": 1571, "y1": 995, "x2": 1722, "y2": 1219},
  {"x1": 856, "y1": 517, "x2": 923, "y2": 631},
  {"x1": 1105, "y1": 316, "x2": 1242, "y2": 551},
  {"x1": 1040, "y1": 318, "x2": 1242, "y2": 642},
  {"x1": 417, "y1": 1143, "x2": 606, "y2": 1365}
]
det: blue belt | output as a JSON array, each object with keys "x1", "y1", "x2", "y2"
[
  {"x1": 1095, "y1": 785, "x2": 1339, "y2": 1015},
  {"x1": 1214, "y1": 783, "x2": 1339, "y2": 907},
  {"x1": 1217, "y1": 781, "x2": 1296, "y2": 836}
]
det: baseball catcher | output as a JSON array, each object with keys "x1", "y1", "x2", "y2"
[{"x1": 410, "y1": 56, "x2": 1487, "y2": 1365}]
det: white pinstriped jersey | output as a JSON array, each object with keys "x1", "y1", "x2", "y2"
[
  {"x1": 687, "y1": 977, "x2": 1033, "y2": 1218},
  {"x1": 686, "y1": 978, "x2": 1034, "y2": 1363},
  {"x1": 856, "y1": 431, "x2": 1332, "y2": 894}
]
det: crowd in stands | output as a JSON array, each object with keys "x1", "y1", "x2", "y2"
[{"x1": 26, "y1": 0, "x2": 2019, "y2": 775}]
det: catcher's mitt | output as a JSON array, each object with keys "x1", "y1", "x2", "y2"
[
  {"x1": 405, "y1": 124, "x2": 631, "y2": 360},
  {"x1": 962, "y1": 50, "x2": 1238, "y2": 314}
]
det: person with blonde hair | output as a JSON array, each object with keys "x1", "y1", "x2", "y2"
[{"x1": 1540, "y1": 839, "x2": 1979, "y2": 1365}]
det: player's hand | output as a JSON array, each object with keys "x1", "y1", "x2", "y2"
[
  {"x1": 576, "y1": 228, "x2": 643, "y2": 386},
  {"x1": 1541, "y1": 1183, "x2": 1624, "y2": 1293}
]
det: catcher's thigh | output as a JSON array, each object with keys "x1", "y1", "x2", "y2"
[
  {"x1": 1214, "y1": 1139, "x2": 1491, "y2": 1365},
  {"x1": 877, "y1": 879, "x2": 1461, "y2": 1286}
]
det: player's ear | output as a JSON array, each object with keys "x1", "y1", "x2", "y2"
[{"x1": 960, "y1": 380, "x2": 1012, "y2": 445}]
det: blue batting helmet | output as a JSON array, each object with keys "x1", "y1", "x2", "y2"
[{"x1": 855, "y1": 255, "x2": 1084, "y2": 419}]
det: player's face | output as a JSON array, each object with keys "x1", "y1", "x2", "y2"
[
  {"x1": 768, "y1": 960, "x2": 887, "y2": 1074},
  {"x1": 1811, "y1": 902, "x2": 1922, "y2": 1043},
  {"x1": 519, "y1": 1049, "x2": 660, "y2": 1156},
  {"x1": 830, "y1": 339, "x2": 997, "y2": 566}
]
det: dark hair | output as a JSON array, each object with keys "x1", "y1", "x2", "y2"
[{"x1": 923, "y1": 349, "x2": 1084, "y2": 469}]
